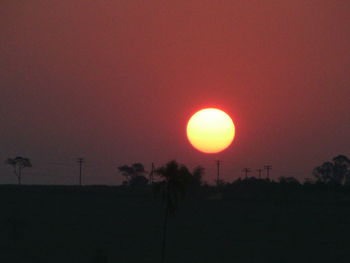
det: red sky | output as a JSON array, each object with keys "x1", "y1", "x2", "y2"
[{"x1": 1, "y1": 0, "x2": 349, "y2": 184}]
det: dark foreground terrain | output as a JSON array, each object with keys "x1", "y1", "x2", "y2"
[{"x1": 1, "y1": 184, "x2": 350, "y2": 263}]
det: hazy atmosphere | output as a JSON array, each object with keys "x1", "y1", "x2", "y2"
[{"x1": 1, "y1": 0, "x2": 349, "y2": 185}]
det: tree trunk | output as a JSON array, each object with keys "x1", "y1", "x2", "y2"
[
  {"x1": 161, "y1": 204, "x2": 169, "y2": 263},
  {"x1": 18, "y1": 167, "x2": 21, "y2": 185}
]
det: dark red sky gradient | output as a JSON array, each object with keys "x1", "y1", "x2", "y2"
[{"x1": 1, "y1": 1, "x2": 349, "y2": 184}]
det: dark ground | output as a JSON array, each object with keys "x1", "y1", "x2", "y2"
[{"x1": 0, "y1": 185, "x2": 350, "y2": 263}]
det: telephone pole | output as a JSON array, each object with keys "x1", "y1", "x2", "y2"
[
  {"x1": 149, "y1": 162, "x2": 155, "y2": 184},
  {"x1": 257, "y1": 169, "x2": 263, "y2": 179},
  {"x1": 242, "y1": 168, "x2": 251, "y2": 179},
  {"x1": 77, "y1": 158, "x2": 84, "y2": 186},
  {"x1": 216, "y1": 160, "x2": 221, "y2": 186},
  {"x1": 264, "y1": 165, "x2": 272, "y2": 179}
]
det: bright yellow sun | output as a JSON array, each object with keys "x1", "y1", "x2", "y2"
[{"x1": 186, "y1": 108, "x2": 235, "y2": 154}]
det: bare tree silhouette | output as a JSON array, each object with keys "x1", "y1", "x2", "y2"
[{"x1": 5, "y1": 156, "x2": 32, "y2": 185}]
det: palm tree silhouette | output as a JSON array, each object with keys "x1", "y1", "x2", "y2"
[
  {"x1": 155, "y1": 160, "x2": 192, "y2": 263},
  {"x1": 5, "y1": 156, "x2": 32, "y2": 185}
]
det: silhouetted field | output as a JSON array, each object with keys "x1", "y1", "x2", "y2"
[{"x1": 1, "y1": 184, "x2": 350, "y2": 263}]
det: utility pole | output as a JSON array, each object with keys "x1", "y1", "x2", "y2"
[
  {"x1": 216, "y1": 160, "x2": 221, "y2": 186},
  {"x1": 149, "y1": 162, "x2": 155, "y2": 184},
  {"x1": 257, "y1": 169, "x2": 263, "y2": 179},
  {"x1": 264, "y1": 165, "x2": 272, "y2": 179},
  {"x1": 242, "y1": 168, "x2": 251, "y2": 179},
  {"x1": 77, "y1": 158, "x2": 84, "y2": 186}
]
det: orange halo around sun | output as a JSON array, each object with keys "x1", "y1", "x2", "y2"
[{"x1": 186, "y1": 108, "x2": 235, "y2": 154}]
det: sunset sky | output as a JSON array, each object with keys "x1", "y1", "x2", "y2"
[{"x1": 1, "y1": 0, "x2": 349, "y2": 184}]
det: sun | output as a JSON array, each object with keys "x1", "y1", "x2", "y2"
[{"x1": 186, "y1": 108, "x2": 235, "y2": 154}]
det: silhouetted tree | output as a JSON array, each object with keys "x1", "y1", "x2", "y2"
[
  {"x1": 188, "y1": 166, "x2": 204, "y2": 193},
  {"x1": 5, "y1": 156, "x2": 32, "y2": 185},
  {"x1": 154, "y1": 160, "x2": 192, "y2": 263},
  {"x1": 313, "y1": 155, "x2": 350, "y2": 185},
  {"x1": 169, "y1": 165, "x2": 204, "y2": 194},
  {"x1": 278, "y1": 176, "x2": 300, "y2": 185},
  {"x1": 334, "y1": 155, "x2": 350, "y2": 185},
  {"x1": 216, "y1": 178, "x2": 227, "y2": 187},
  {"x1": 129, "y1": 173, "x2": 149, "y2": 187},
  {"x1": 118, "y1": 163, "x2": 148, "y2": 186}
]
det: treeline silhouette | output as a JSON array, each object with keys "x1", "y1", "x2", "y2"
[
  {"x1": 3, "y1": 154, "x2": 350, "y2": 198},
  {"x1": 2, "y1": 154, "x2": 350, "y2": 207},
  {"x1": 4, "y1": 154, "x2": 350, "y2": 188},
  {"x1": 1, "y1": 154, "x2": 350, "y2": 263},
  {"x1": 114, "y1": 155, "x2": 350, "y2": 203}
]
